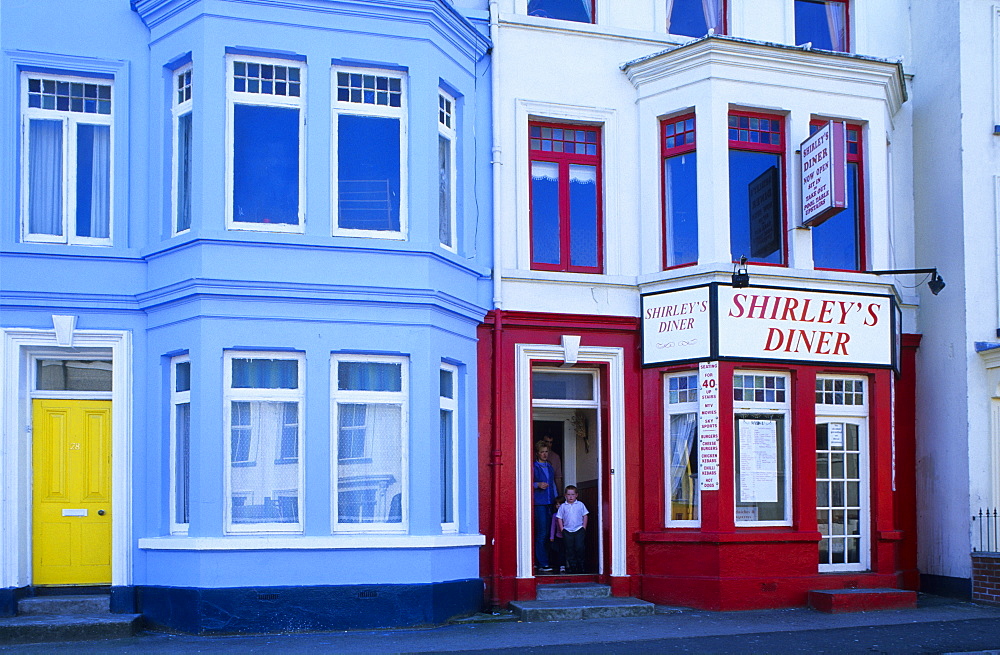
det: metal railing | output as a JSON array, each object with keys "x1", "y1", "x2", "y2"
[{"x1": 973, "y1": 508, "x2": 999, "y2": 552}]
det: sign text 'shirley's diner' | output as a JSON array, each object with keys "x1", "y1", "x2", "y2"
[{"x1": 642, "y1": 284, "x2": 895, "y2": 368}]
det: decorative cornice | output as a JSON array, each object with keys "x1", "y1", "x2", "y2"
[{"x1": 622, "y1": 35, "x2": 907, "y2": 116}]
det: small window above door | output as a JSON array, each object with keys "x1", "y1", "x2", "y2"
[
  {"x1": 532, "y1": 370, "x2": 595, "y2": 401},
  {"x1": 35, "y1": 359, "x2": 112, "y2": 391}
]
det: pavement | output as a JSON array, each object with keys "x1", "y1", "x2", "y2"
[{"x1": 2, "y1": 593, "x2": 1000, "y2": 653}]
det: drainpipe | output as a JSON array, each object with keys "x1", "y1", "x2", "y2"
[{"x1": 488, "y1": 0, "x2": 504, "y2": 612}]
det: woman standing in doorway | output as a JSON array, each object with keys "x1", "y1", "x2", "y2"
[{"x1": 532, "y1": 441, "x2": 557, "y2": 572}]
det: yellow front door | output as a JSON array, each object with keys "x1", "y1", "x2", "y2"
[{"x1": 32, "y1": 399, "x2": 112, "y2": 585}]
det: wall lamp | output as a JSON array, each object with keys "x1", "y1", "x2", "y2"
[
  {"x1": 868, "y1": 268, "x2": 946, "y2": 295},
  {"x1": 732, "y1": 256, "x2": 750, "y2": 288}
]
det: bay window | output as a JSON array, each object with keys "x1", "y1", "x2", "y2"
[
  {"x1": 438, "y1": 91, "x2": 457, "y2": 250},
  {"x1": 172, "y1": 64, "x2": 193, "y2": 234},
  {"x1": 729, "y1": 112, "x2": 785, "y2": 265},
  {"x1": 811, "y1": 122, "x2": 865, "y2": 271},
  {"x1": 529, "y1": 121, "x2": 602, "y2": 273},
  {"x1": 440, "y1": 364, "x2": 459, "y2": 532},
  {"x1": 733, "y1": 372, "x2": 791, "y2": 526},
  {"x1": 227, "y1": 56, "x2": 304, "y2": 231},
  {"x1": 21, "y1": 73, "x2": 113, "y2": 245},
  {"x1": 170, "y1": 355, "x2": 191, "y2": 533},
  {"x1": 662, "y1": 113, "x2": 698, "y2": 268},
  {"x1": 795, "y1": 0, "x2": 849, "y2": 52}
]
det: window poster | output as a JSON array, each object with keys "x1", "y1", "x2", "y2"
[
  {"x1": 698, "y1": 361, "x2": 720, "y2": 491},
  {"x1": 828, "y1": 422, "x2": 844, "y2": 448},
  {"x1": 737, "y1": 418, "x2": 778, "y2": 503}
]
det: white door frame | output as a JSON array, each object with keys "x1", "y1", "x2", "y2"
[
  {"x1": 1, "y1": 320, "x2": 133, "y2": 589},
  {"x1": 515, "y1": 342, "x2": 626, "y2": 579}
]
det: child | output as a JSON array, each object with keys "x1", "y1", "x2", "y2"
[
  {"x1": 549, "y1": 496, "x2": 565, "y2": 573},
  {"x1": 555, "y1": 485, "x2": 588, "y2": 574}
]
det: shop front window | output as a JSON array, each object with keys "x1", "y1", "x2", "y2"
[
  {"x1": 666, "y1": 373, "x2": 699, "y2": 526},
  {"x1": 733, "y1": 372, "x2": 791, "y2": 525}
]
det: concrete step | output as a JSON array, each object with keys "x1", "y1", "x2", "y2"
[
  {"x1": 808, "y1": 588, "x2": 918, "y2": 613},
  {"x1": 510, "y1": 596, "x2": 655, "y2": 622},
  {"x1": 16, "y1": 595, "x2": 110, "y2": 616},
  {"x1": 536, "y1": 583, "x2": 611, "y2": 601},
  {"x1": 0, "y1": 612, "x2": 142, "y2": 645}
]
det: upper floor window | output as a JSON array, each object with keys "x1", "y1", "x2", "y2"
[
  {"x1": 333, "y1": 68, "x2": 406, "y2": 238},
  {"x1": 227, "y1": 57, "x2": 304, "y2": 232},
  {"x1": 438, "y1": 91, "x2": 457, "y2": 251},
  {"x1": 224, "y1": 352, "x2": 305, "y2": 533},
  {"x1": 529, "y1": 122, "x2": 602, "y2": 273},
  {"x1": 21, "y1": 74, "x2": 113, "y2": 245},
  {"x1": 728, "y1": 112, "x2": 785, "y2": 265},
  {"x1": 811, "y1": 122, "x2": 864, "y2": 271},
  {"x1": 666, "y1": 0, "x2": 725, "y2": 37},
  {"x1": 795, "y1": 0, "x2": 848, "y2": 52},
  {"x1": 172, "y1": 65, "x2": 193, "y2": 235},
  {"x1": 662, "y1": 114, "x2": 698, "y2": 268},
  {"x1": 528, "y1": 0, "x2": 594, "y2": 23}
]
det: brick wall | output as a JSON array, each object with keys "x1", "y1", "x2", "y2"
[{"x1": 972, "y1": 553, "x2": 1000, "y2": 605}]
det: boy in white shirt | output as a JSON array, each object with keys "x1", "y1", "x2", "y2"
[{"x1": 555, "y1": 485, "x2": 589, "y2": 574}]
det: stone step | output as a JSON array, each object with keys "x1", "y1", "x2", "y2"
[
  {"x1": 808, "y1": 588, "x2": 918, "y2": 613},
  {"x1": 0, "y1": 613, "x2": 142, "y2": 645},
  {"x1": 510, "y1": 596, "x2": 655, "y2": 622},
  {"x1": 536, "y1": 583, "x2": 611, "y2": 601},
  {"x1": 16, "y1": 595, "x2": 110, "y2": 616}
]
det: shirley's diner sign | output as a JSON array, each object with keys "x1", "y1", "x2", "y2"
[{"x1": 642, "y1": 284, "x2": 896, "y2": 369}]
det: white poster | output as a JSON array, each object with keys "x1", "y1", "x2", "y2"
[
  {"x1": 642, "y1": 287, "x2": 711, "y2": 365},
  {"x1": 698, "y1": 362, "x2": 720, "y2": 491},
  {"x1": 828, "y1": 423, "x2": 844, "y2": 448},
  {"x1": 738, "y1": 419, "x2": 778, "y2": 503}
]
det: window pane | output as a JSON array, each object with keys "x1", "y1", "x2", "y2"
[
  {"x1": 569, "y1": 164, "x2": 598, "y2": 268},
  {"x1": 441, "y1": 408, "x2": 454, "y2": 523},
  {"x1": 231, "y1": 358, "x2": 298, "y2": 389},
  {"x1": 439, "y1": 134, "x2": 453, "y2": 247},
  {"x1": 28, "y1": 119, "x2": 63, "y2": 236},
  {"x1": 668, "y1": 412, "x2": 698, "y2": 521},
  {"x1": 795, "y1": 0, "x2": 847, "y2": 51},
  {"x1": 176, "y1": 112, "x2": 193, "y2": 232},
  {"x1": 338, "y1": 361, "x2": 402, "y2": 391},
  {"x1": 230, "y1": 401, "x2": 300, "y2": 524},
  {"x1": 527, "y1": 0, "x2": 593, "y2": 23},
  {"x1": 734, "y1": 414, "x2": 787, "y2": 522},
  {"x1": 531, "y1": 160, "x2": 560, "y2": 265},
  {"x1": 338, "y1": 114, "x2": 401, "y2": 231},
  {"x1": 36, "y1": 360, "x2": 112, "y2": 391},
  {"x1": 175, "y1": 402, "x2": 191, "y2": 524},
  {"x1": 440, "y1": 368, "x2": 454, "y2": 399},
  {"x1": 812, "y1": 162, "x2": 859, "y2": 270},
  {"x1": 729, "y1": 150, "x2": 782, "y2": 264},
  {"x1": 75, "y1": 124, "x2": 111, "y2": 238},
  {"x1": 532, "y1": 371, "x2": 593, "y2": 400},
  {"x1": 233, "y1": 104, "x2": 299, "y2": 225},
  {"x1": 175, "y1": 361, "x2": 191, "y2": 392},
  {"x1": 669, "y1": 0, "x2": 723, "y2": 37},
  {"x1": 664, "y1": 152, "x2": 698, "y2": 266},
  {"x1": 337, "y1": 403, "x2": 403, "y2": 523}
]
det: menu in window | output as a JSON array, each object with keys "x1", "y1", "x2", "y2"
[{"x1": 737, "y1": 419, "x2": 778, "y2": 503}]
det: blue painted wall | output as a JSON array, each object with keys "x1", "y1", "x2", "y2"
[{"x1": 1, "y1": 0, "x2": 491, "y2": 631}]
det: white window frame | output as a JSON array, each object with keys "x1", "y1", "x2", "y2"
[
  {"x1": 665, "y1": 371, "x2": 700, "y2": 528},
  {"x1": 440, "y1": 363, "x2": 459, "y2": 533},
  {"x1": 815, "y1": 374, "x2": 869, "y2": 572},
  {"x1": 331, "y1": 66, "x2": 407, "y2": 240},
  {"x1": 222, "y1": 351, "x2": 305, "y2": 534},
  {"x1": 169, "y1": 355, "x2": 191, "y2": 534},
  {"x1": 20, "y1": 72, "x2": 114, "y2": 246},
  {"x1": 733, "y1": 370, "x2": 792, "y2": 527},
  {"x1": 438, "y1": 91, "x2": 457, "y2": 252},
  {"x1": 225, "y1": 55, "x2": 306, "y2": 233},
  {"x1": 331, "y1": 354, "x2": 409, "y2": 533},
  {"x1": 172, "y1": 64, "x2": 193, "y2": 236}
]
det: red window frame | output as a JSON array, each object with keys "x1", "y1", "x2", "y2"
[
  {"x1": 528, "y1": 121, "x2": 604, "y2": 274},
  {"x1": 661, "y1": 113, "x2": 697, "y2": 270},
  {"x1": 810, "y1": 120, "x2": 866, "y2": 272},
  {"x1": 728, "y1": 110, "x2": 787, "y2": 267}
]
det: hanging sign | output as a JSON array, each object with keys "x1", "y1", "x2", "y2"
[
  {"x1": 801, "y1": 121, "x2": 847, "y2": 227},
  {"x1": 698, "y1": 361, "x2": 720, "y2": 491}
]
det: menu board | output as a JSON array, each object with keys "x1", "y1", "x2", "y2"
[{"x1": 737, "y1": 419, "x2": 778, "y2": 503}]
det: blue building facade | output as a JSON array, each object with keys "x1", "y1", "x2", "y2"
[{"x1": 0, "y1": 0, "x2": 492, "y2": 633}]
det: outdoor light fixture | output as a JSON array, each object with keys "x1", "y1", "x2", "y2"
[
  {"x1": 869, "y1": 268, "x2": 946, "y2": 296},
  {"x1": 732, "y1": 256, "x2": 750, "y2": 288}
]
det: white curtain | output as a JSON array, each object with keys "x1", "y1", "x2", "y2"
[
  {"x1": 87, "y1": 124, "x2": 111, "y2": 239},
  {"x1": 701, "y1": 0, "x2": 722, "y2": 34},
  {"x1": 28, "y1": 119, "x2": 63, "y2": 236},
  {"x1": 825, "y1": 1, "x2": 847, "y2": 51},
  {"x1": 669, "y1": 413, "x2": 698, "y2": 503},
  {"x1": 665, "y1": 0, "x2": 675, "y2": 32}
]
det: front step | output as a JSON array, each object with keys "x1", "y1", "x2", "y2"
[
  {"x1": 511, "y1": 583, "x2": 654, "y2": 621},
  {"x1": 808, "y1": 588, "x2": 918, "y2": 614},
  {"x1": 0, "y1": 595, "x2": 142, "y2": 645}
]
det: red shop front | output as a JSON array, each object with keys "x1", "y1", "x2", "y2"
[{"x1": 477, "y1": 283, "x2": 919, "y2": 610}]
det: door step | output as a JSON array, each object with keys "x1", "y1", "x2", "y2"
[
  {"x1": 808, "y1": 588, "x2": 918, "y2": 613},
  {"x1": 510, "y1": 583, "x2": 654, "y2": 621},
  {"x1": 0, "y1": 595, "x2": 142, "y2": 645}
]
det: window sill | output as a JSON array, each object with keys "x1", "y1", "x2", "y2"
[{"x1": 138, "y1": 534, "x2": 486, "y2": 551}]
